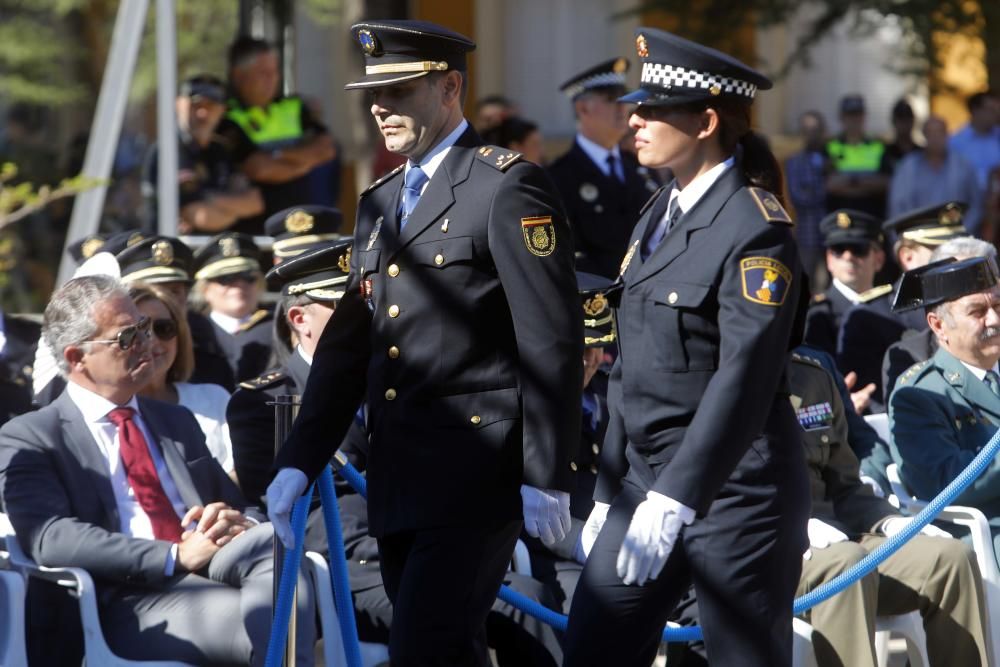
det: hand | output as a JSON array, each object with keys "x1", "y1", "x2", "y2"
[
  {"x1": 843, "y1": 371, "x2": 876, "y2": 414},
  {"x1": 858, "y1": 474, "x2": 885, "y2": 498},
  {"x1": 574, "y1": 502, "x2": 610, "y2": 563},
  {"x1": 266, "y1": 468, "x2": 309, "y2": 549},
  {"x1": 177, "y1": 529, "x2": 221, "y2": 572},
  {"x1": 803, "y1": 518, "x2": 849, "y2": 560},
  {"x1": 520, "y1": 485, "x2": 571, "y2": 546},
  {"x1": 616, "y1": 492, "x2": 694, "y2": 586},
  {"x1": 882, "y1": 516, "x2": 952, "y2": 539},
  {"x1": 181, "y1": 502, "x2": 253, "y2": 547}
]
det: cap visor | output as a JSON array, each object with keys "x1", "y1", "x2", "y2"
[
  {"x1": 345, "y1": 71, "x2": 430, "y2": 90},
  {"x1": 618, "y1": 88, "x2": 708, "y2": 108}
]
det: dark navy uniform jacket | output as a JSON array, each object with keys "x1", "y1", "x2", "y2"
[
  {"x1": 275, "y1": 127, "x2": 583, "y2": 537},
  {"x1": 0, "y1": 314, "x2": 39, "y2": 426},
  {"x1": 209, "y1": 308, "x2": 274, "y2": 386},
  {"x1": 548, "y1": 141, "x2": 660, "y2": 279},
  {"x1": 803, "y1": 285, "x2": 853, "y2": 356},
  {"x1": 594, "y1": 167, "x2": 806, "y2": 515}
]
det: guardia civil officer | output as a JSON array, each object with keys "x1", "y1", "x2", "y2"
[
  {"x1": 562, "y1": 29, "x2": 809, "y2": 666},
  {"x1": 266, "y1": 20, "x2": 582, "y2": 666},
  {"x1": 548, "y1": 58, "x2": 661, "y2": 278}
]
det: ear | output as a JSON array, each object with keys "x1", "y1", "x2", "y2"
[
  {"x1": 286, "y1": 305, "x2": 306, "y2": 331},
  {"x1": 927, "y1": 309, "x2": 946, "y2": 343},
  {"x1": 64, "y1": 345, "x2": 85, "y2": 371},
  {"x1": 696, "y1": 107, "x2": 720, "y2": 140},
  {"x1": 874, "y1": 246, "x2": 886, "y2": 272},
  {"x1": 441, "y1": 71, "x2": 463, "y2": 105}
]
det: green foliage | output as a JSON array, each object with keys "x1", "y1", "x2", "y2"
[{"x1": 0, "y1": 162, "x2": 105, "y2": 229}]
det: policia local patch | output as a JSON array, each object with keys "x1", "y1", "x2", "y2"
[
  {"x1": 740, "y1": 256, "x2": 791, "y2": 306},
  {"x1": 522, "y1": 216, "x2": 556, "y2": 256}
]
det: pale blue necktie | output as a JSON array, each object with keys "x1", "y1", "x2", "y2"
[
  {"x1": 643, "y1": 197, "x2": 681, "y2": 259},
  {"x1": 984, "y1": 370, "x2": 1000, "y2": 398},
  {"x1": 400, "y1": 165, "x2": 428, "y2": 230}
]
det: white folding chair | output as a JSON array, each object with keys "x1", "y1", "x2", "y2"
[
  {"x1": 0, "y1": 512, "x2": 192, "y2": 667},
  {"x1": 305, "y1": 551, "x2": 390, "y2": 667},
  {"x1": 885, "y1": 463, "x2": 1000, "y2": 664}
]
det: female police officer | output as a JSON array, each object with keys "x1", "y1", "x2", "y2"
[{"x1": 564, "y1": 29, "x2": 809, "y2": 666}]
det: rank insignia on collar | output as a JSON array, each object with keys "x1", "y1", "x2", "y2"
[
  {"x1": 521, "y1": 216, "x2": 556, "y2": 256},
  {"x1": 740, "y1": 256, "x2": 792, "y2": 306},
  {"x1": 620, "y1": 240, "x2": 639, "y2": 276}
]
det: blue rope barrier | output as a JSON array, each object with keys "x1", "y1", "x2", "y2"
[
  {"x1": 318, "y1": 467, "x2": 364, "y2": 667},
  {"x1": 331, "y1": 428, "x2": 1000, "y2": 643},
  {"x1": 264, "y1": 488, "x2": 313, "y2": 667}
]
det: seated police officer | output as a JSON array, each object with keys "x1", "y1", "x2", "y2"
[
  {"x1": 548, "y1": 58, "x2": 660, "y2": 279},
  {"x1": 192, "y1": 232, "x2": 273, "y2": 384}
]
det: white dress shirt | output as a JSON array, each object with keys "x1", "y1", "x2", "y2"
[
  {"x1": 960, "y1": 360, "x2": 1000, "y2": 381},
  {"x1": 404, "y1": 118, "x2": 470, "y2": 193},
  {"x1": 831, "y1": 278, "x2": 863, "y2": 305},
  {"x1": 645, "y1": 157, "x2": 735, "y2": 258},
  {"x1": 210, "y1": 311, "x2": 250, "y2": 335},
  {"x1": 576, "y1": 133, "x2": 624, "y2": 180}
]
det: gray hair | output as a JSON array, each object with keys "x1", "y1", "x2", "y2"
[
  {"x1": 43, "y1": 275, "x2": 127, "y2": 375},
  {"x1": 930, "y1": 237, "x2": 996, "y2": 262}
]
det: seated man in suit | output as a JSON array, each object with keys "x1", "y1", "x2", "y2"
[
  {"x1": 890, "y1": 255, "x2": 1000, "y2": 565},
  {"x1": 0, "y1": 274, "x2": 315, "y2": 665},
  {"x1": 883, "y1": 236, "x2": 995, "y2": 399}
]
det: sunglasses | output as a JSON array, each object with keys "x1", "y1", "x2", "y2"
[
  {"x1": 829, "y1": 243, "x2": 872, "y2": 258},
  {"x1": 213, "y1": 271, "x2": 259, "y2": 286},
  {"x1": 151, "y1": 318, "x2": 178, "y2": 341},
  {"x1": 84, "y1": 316, "x2": 152, "y2": 351}
]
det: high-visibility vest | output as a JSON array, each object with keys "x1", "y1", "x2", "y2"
[
  {"x1": 226, "y1": 97, "x2": 304, "y2": 150},
  {"x1": 826, "y1": 138, "x2": 885, "y2": 173}
]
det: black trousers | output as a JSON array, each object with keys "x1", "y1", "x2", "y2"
[
  {"x1": 563, "y1": 463, "x2": 809, "y2": 667},
  {"x1": 378, "y1": 518, "x2": 522, "y2": 666}
]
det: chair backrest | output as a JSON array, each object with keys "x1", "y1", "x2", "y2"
[{"x1": 0, "y1": 569, "x2": 29, "y2": 666}]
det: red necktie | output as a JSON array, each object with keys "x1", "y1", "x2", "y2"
[{"x1": 107, "y1": 407, "x2": 183, "y2": 543}]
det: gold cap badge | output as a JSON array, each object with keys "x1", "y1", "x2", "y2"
[
  {"x1": 613, "y1": 58, "x2": 627, "y2": 74},
  {"x1": 285, "y1": 210, "x2": 315, "y2": 234},
  {"x1": 941, "y1": 204, "x2": 962, "y2": 225},
  {"x1": 151, "y1": 240, "x2": 173, "y2": 266},
  {"x1": 220, "y1": 236, "x2": 239, "y2": 257},
  {"x1": 338, "y1": 246, "x2": 352, "y2": 273},
  {"x1": 636, "y1": 34, "x2": 648, "y2": 58},
  {"x1": 583, "y1": 293, "x2": 608, "y2": 317},
  {"x1": 836, "y1": 212, "x2": 851, "y2": 229},
  {"x1": 81, "y1": 237, "x2": 104, "y2": 259}
]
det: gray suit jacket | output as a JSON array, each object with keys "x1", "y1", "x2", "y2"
[{"x1": 0, "y1": 390, "x2": 250, "y2": 595}]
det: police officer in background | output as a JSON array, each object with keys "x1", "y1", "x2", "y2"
[
  {"x1": 563, "y1": 28, "x2": 808, "y2": 666},
  {"x1": 191, "y1": 232, "x2": 273, "y2": 384},
  {"x1": 266, "y1": 20, "x2": 582, "y2": 666},
  {"x1": 264, "y1": 204, "x2": 344, "y2": 267},
  {"x1": 548, "y1": 58, "x2": 660, "y2": 278},
  {"x1": 0, "y1": 307, "x2": 39, "y2": 426},
  {"x1": 217, "y1": 37, "x2": 338, "y2": 233}
]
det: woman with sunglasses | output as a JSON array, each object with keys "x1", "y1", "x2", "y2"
[
  {"x1": 191, "y1": 233, "x2": 274, "y2": 385},
  {"x1": 129, "y1": 283, "x2": 237, "y2": 482},
  {"x1": 562, "y1": 29, "x2": 809, "y2": 666}
]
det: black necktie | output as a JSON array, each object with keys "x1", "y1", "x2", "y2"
[{"x1": 606, "y1": 153, "x2": 623, "y2": 183}]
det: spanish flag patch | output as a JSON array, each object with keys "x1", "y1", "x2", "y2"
[
  {"x1": 740, "y1": 256, "x2": 791, "y2": 306},
  {"x1": 521, "y1": 216, "x2": 556, "y2": 256}
]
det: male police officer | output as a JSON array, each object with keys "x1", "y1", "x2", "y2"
[
  {"x1": 547, "y1": 58, "x2": 660, "y2": 278},
  {"x1": 266, "y1": 20, "x2": 582, "y2": 666}
]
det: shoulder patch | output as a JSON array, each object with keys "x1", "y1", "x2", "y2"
[
  {"x1": 476, "y1": 145, "x2": 522, "y2": 171},
  {"x1": 747, "y1": 187, "x2": 793, "y2": 225},
  {"x1": 812, "y1": 292, "x2": 828, "y2": 304},
  {"x1": 521, "y1": 216, "x2": 556, "y2": 256},
  {"x1": 897, "y1": 359, "x2": 932, "y2": 387},
  {"x1": 361, "y1": 164, "x2": 404, "y2": 197},
  {"x1": 240, "y1": 309, "x2": 270, "y2": 331},
  {"x1": 639, "y1": 185, "x2": 668, "y2": 217},
  {"x1": 239, "y1": 368, "x2": 287, "y2": 391},
  {"x1": 740, "y1": 256, "x2": 792, "y2": 306},
  {"x1": 858, "y1": 283, "x2": 893, "y2": 304}
]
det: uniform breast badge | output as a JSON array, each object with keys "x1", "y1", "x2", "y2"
[
  {"x1": 367, "y1": 217, "x2": 383, "y2": 251},
  {"x1": 521, "y1": 216, "x2": 556, "y2": 256},
  {"x1": 361, "y1": 277, "x2": 375, "y2": 311},
  {"x1": 740, "y1": 256, "x2": 791, "y2": 306},
  {"x1": 619, "y1": 240, "x2": 639, "y2": 276}
]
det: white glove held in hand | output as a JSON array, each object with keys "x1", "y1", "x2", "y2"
[
  {"x1": 521, "y1": 485, "x2": 571, "y2": 546},
  {"x1": 266, "y1": 468, "x2": 308, "y2": 549},
  {"x1": 858, "y1": 474, "x2": 885, "y2": 498},
  {"x1": 575, "y1": 502, "x2": 610, "y2": 563},
  {"x1": 882, "y1": 516, "x2": 952, "y2": 540},
  {"x1": 803, "y1": 518, "x2": 849, "y2": 560},
  {"x1": 616, "y1": 491, "x2": 694, "y2": 586}
]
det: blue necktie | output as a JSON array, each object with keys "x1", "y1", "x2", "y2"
[
  {"x1": 985, "y1": 370, "x2": 1000, "y2": 397},
  {"x1": 400, "y1": 165, "x2": 428, "y2": 230},
  {"x1": 606, "y1": 153, "x2": 623, "y2": 183}
]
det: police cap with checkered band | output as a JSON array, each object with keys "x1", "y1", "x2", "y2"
[
  {"x1": 345, "y1": 20, "x2": 475, "y2": 90},
  {"x1": 620, "y1": 27, "x2": 772, "y2": 107}
]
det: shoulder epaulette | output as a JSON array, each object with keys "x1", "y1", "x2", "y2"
[
  {"x1": 361, "y1": 164, "x2": 404, "y2": 197},
  {"x1": 858, "y1": 283, "x2": 893, "y2": 304},
  {"x1": 476, "y1": 145, "x2": 522, "y2": 171},
  {"x1": 240, "y1": 309, "x2": 269, "y2": 331},
  {"x1": 639, "y1": 185, "x2": 668, "y2": 217},
  {"x1": 747, "y1": 187, "x2": 793, "y2": 226},
  {"x1": 811, "y1": 292, "x2": 828, "y2": 304},
  {"x1": 239, "y1": 368, "x2": 287, "y2": 391},
  {"x1": 897, "y1": 359, "x2": 932, "y2": 387}
]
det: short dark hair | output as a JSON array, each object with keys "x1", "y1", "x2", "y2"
[
  {"x1": 476, "y1": 95, "x2": 513, "y2": 112},
  {"x1": 228, "y1": 36, "x2": 274, "y2": 70},
  {"x1": 427, "y1": 70, "x2": 468, "y2": 107},
  {"x1": 891, "y1": 98, "x2": 914, "y2": 120}
]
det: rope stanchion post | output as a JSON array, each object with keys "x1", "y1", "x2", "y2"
[{"x1": 270, "y1": 394, "x2": 300, "y2": 665}]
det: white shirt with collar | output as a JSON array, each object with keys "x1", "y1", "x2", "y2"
[
  {"x1": 65, "y1": 381, "x2": 188, "y2": 574},
  {"x1": 576, "y1": 133, "x2": 624, "y2": 180},
  {"x1": 210, "y1": 311, "x2": 250, "y2": 335},
  {"x1": 960, "y1": 360, "x2": 1000, "y2": 381},
  {"x1": 831, "y1": 278, "x2": 863, "y2": 305},
  {"x1": 404, "y1": 118, "x2": 470, "y2": 194},
  {"x1": 295, "y1": 344, "x2": 313, "y2": 366},
  {"x1": 645, "y1": 157, "x2": 734, "y2": 258}
]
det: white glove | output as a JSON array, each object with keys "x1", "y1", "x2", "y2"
[
  {"x1": 882, "y1": 516, "x2": 952, "y2": 540},
  {"x1": 521, "y1": 485, "x2": 571, "y2": 546},
  {"x1": 803, "y1": 518, "x2": 849, "y2": 560},
  {"x1": 616, "y1": 491, "x2": 694, "y2": 586},
  {"x1": 266, "y1": 468, "x2": 309, "y2": 549},
  {"x1": 574, "y1": 502, "x2": 610, "y2": 563},
  {"x1": 858, "y1": 474, "x2": 885, "y2": 498}
]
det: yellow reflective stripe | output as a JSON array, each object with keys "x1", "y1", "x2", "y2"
[
  {"x1": 827, "y1": 140, "x2": 885, "y2": 172},
  {"x1": 226, "y1": 98, "x2": 304, "y2": 146}
]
